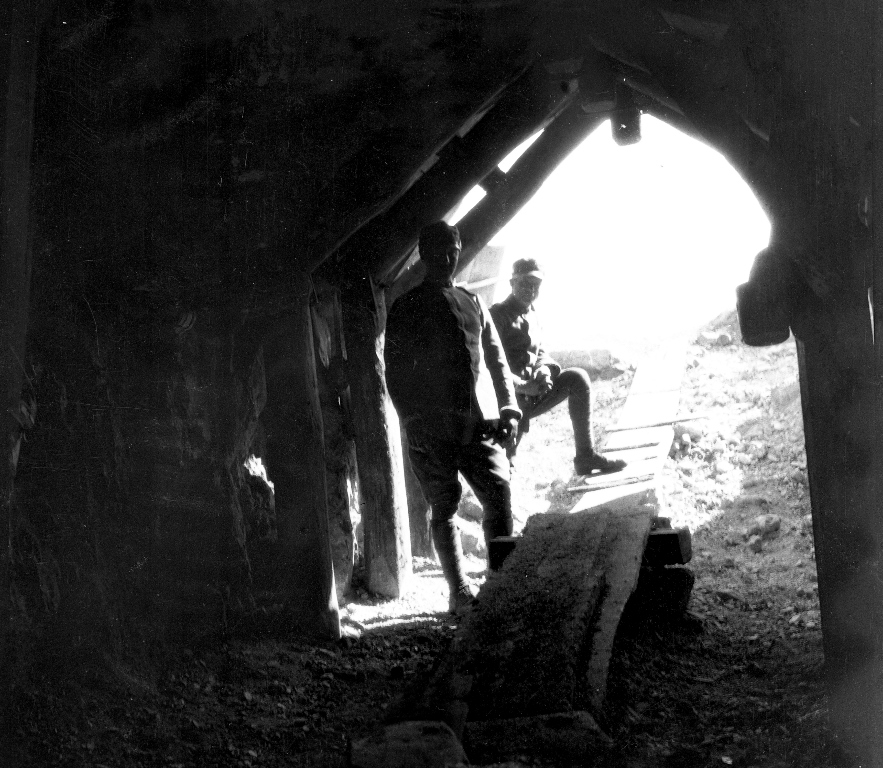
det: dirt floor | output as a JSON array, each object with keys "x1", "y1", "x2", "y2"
[{"x1": 10, "y1": 311, "x2": 858, "y2": 767}]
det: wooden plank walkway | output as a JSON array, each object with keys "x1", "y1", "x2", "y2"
[
  {"x1": 570, "y1": 338, "x2": 688, "y2": 712},
  {"x1": 569, "y1": 337, "x2": 688, "y2": 513}
]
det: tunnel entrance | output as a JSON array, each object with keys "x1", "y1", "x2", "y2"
[
  {"x1": 3, "y1": 0, "x2": 881, "y2": 763},
  {"x1": 452, "y1": 114, "x2": 771, "y2": 359}
]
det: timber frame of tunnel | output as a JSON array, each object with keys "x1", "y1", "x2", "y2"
[{"x1": 1, "y1": 0, "x2": 883, "y2": 764}]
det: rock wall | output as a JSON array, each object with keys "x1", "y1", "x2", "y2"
[{"x1": 12, "y1": 283, "x2": 270, "y2": 662}]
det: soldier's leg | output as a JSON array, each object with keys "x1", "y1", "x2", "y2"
[
  {"x1": 404, "y1": 427, "x2": 470, "y2": 607},
  {"x1": 460, "y1": 431, "x2": 513, "y2": 551},
  {"x1": 526, "y1": 368, "x2": 625, "y2": 475},
  {"x1": 527, "y1": 368, "x2": 593, "y2": 453}
]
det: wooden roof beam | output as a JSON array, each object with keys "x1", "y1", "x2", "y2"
[
  {"x1": 317, "y1": 62, "x2": 578, "y2": 288},
  {"x1": 455, "y1": 103, "x2": 606, "y2": 272}
]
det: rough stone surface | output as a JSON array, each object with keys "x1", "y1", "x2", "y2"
[
  {"x1": 465, "y1": 710, "x2": 612, "y2": 763},
  {"x1": 350, "y1": 720, "x2": 468, "y2": 768}
]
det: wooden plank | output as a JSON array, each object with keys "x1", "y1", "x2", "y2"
[
  {"x1": 567, "y1": 473, "x2": 654, "y2": 493},
  {"x1": 602, "y1": 441, "x2": 658, "y2": 452},
  {"x1": 607, "y1": 339, "x2": 687, "y2": 432},
  {"x1": 571, "y1": 339, "x2": 687, "y2": 514},
  {"x1": 461, "y1": 510, "x2": 612, "y2": 721},
  {"x1": 570, "y1": 426, "x2": 672, "y2": 514},
  {"x1": 583, "y1": 511, "x2": 652, "y2": 713},
  {"x1": 568, "y1": 339, "x2": 688, "y2": 713},
  {"x1": 603, "y1": 412, "x2": 710, "y2": 433}
]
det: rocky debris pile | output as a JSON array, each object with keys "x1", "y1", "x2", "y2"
[
  {"x1": 662, "y1": 312, "x2": 821, "y2": 628},
  {"x1": 661, "y1": 314, "x2": 806, "y2": 533},
  {"x1": 696, "y1": 329, "x2": 735, "y2": 348},
  {"x1": 550, "y1": 348, "x2": 633, "y2": 380},
  {"x1": 721, "y1": 496, "x2": 781, "y2": 553}
]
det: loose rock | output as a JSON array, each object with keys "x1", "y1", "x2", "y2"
[
  {"x1": 747, "y1": 535, "x2": 764, "y2": 553},
  {"x1": 748, "y1": 442, "x2": 768, "y2": 460},
  {"x1": 724, "y1": 533, "x2": 742, "y2": 548},
  {"x1": 746, "y1": 514, "x2": 781, "y2": 540}
]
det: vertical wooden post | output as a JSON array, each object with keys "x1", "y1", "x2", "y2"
[
  {"x1": 263, "y1": 275, "x2": 340, "y2": 638},
  {"x1": 797, "y1": 325, "x2": 883, "y2": 766},
  {"x1": 401, "y1": 425, "x2": 434, "y2": 559},
  {"x1": 0, "y1": 4, "x2": 41, "y2": 734},
  {"x1": 341, "y1": 277, "x2": 412, "y2": 598}
]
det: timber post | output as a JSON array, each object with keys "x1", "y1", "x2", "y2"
[
  {"x1": 262, "y1": 275, "x2": 341, "y2": 639},
  {"x1": 340, "y1": 275, "x2": 412, "y2": 598},
  {"x1": 401, "y1": 424, "x2": 434, "y2": 559},
  {"x1": 0, "y1": 3, "x2": 41, "y2": 739},
  {"x1": 795, "y1": 313, "x2": 883, "y2": 766}
]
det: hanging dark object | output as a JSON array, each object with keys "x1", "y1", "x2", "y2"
[
  {"x1": 736, "y1": 246, "x2": 794, "y2": 346},
  {"x1": 611, "y1": 82, "x2": 641, "y2": 146}
]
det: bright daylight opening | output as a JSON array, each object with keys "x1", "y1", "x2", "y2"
[{"x1": 451, "y1": 115, "x2": 771, "y2": 361}]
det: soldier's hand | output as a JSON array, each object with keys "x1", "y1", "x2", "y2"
[
  {"x1": 495, "y1": 416, "x2": 519, "y2": 449},
  {"x1": 515, "y1": 378, "x2": 543, "y2": 397},
  {"x1": 535, "y1": 366, "x2": 553, "y2": 394}
]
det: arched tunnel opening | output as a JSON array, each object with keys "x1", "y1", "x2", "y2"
[
  {"x1": 2, "y1": 2, "x2": 882, "y2": 767},
  {"x1": 450, "y1": 114, "x2": 771, "y2": 356}
]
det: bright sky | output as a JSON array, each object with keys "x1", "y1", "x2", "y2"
[{"x1": 451, "y1": 115, "x2": 771, "y2": 362}]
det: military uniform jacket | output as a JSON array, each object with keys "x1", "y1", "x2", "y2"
[
  {"x1": 489, "y1": 294, "x2": 561, "y2": 380},
  {"x1": 385, "y1": 281, "x2": 520, "y2": 431}
]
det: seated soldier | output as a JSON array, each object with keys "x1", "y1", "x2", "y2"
[{"x1": 490, "y1": 258, "x2": 626, "y2": 476}]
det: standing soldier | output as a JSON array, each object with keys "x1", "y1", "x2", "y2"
[{"x1": 385, "y1": 222, "x2": 521, "y2": 614}]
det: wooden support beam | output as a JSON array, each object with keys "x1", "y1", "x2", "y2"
[
  {"x1": 401, "y1": 425, "x2": 434, "y2": 559},
  {"x1": 814, "y1": 4, "x2": 883, "y2": 762},
  {"x1": 304, "y1": 65, "x2": 529, "y2": 275},
  {"x1": 455, "y1": 105, "x2": 606, "y2": 269},
  {"x1": 0, "y1": 5, "x2": 41, "y2": 736},
  {"x1": 319, "y1": 62, "x2": 576, "y2": 289},
  {"x1": 341, "y1": 277, "x2": 412, "y2": 598},
  {"x1": 262, "y1": 277, "x2": 341, "y2": 639},
  {"x1": 797, "y1": 330, "x2": 883, "y2": 767}
]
